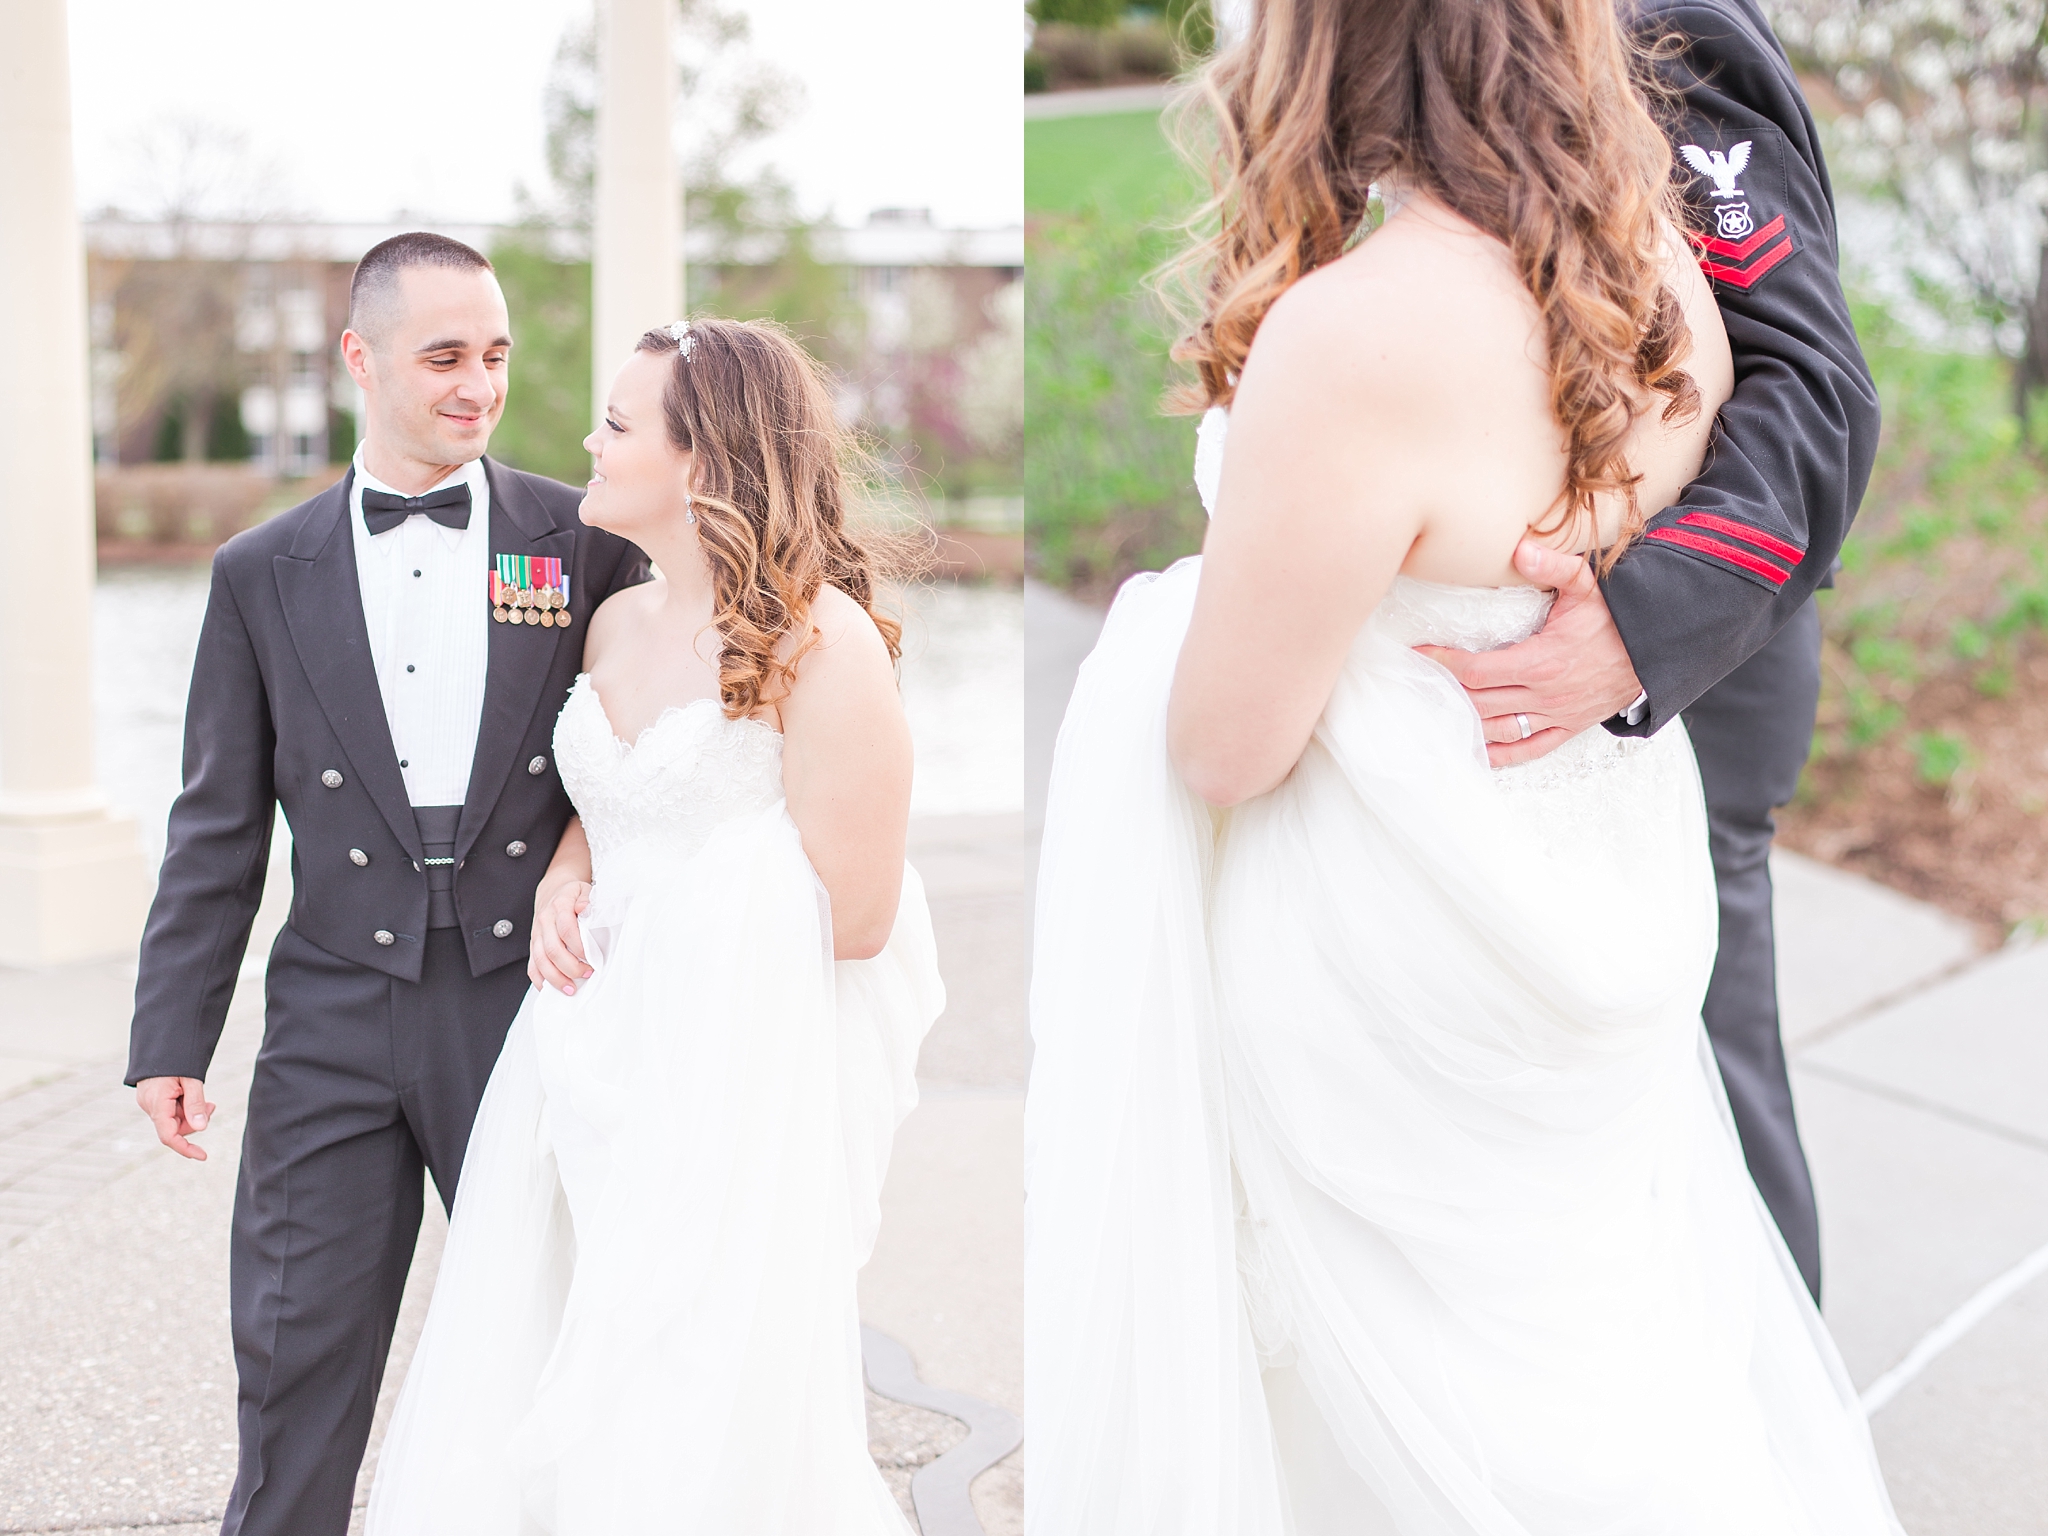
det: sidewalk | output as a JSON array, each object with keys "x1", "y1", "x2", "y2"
[
  {"x1": 1027, "y1": 579, "x2": 2048, "y2": 1534},
  {"x1": 0, "y1": 812, "x2": 1025, "y2": 1536}
]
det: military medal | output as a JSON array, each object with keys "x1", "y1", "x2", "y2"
[{"x1": 491, "y1": 555, "x2": 572, "y2": 630}]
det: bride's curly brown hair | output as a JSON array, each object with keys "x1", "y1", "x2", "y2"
[
  {"x1": 1162, "y1": 0, "x2": 1699, "y2": 569},
  {"x1": 638, "y1": 317, "x2": 910, "y2": 718}
]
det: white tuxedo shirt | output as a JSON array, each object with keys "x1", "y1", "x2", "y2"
[{"x1": 347, "y1": 448, "x2": 490, "y2": 808}]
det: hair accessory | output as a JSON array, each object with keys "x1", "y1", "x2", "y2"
[{"x1": 666, "y1": 319, "x2": 696, "y2": 360}]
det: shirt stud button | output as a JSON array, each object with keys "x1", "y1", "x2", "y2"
[
  {"x1": 527, "y1": 756, "x2": 547, "y2": 776},
  {"x1": 373, "y1": 929, "x2": 395, "y2": 946},
  {"x1": 321, "y1": 769, "x2": 344, "y2": 789},
  {"x1": 406, "y1": 664, "x2": 415, "y2": 673},
  {"x1": 506, "y1": 840, "x2": 528, "y2": 858},
  {"x1": 348, "y1": 848, "x2": 369, "y2": 867},
  {"x1": 492, "y1": 919, "x2": 515, "y2": 939}
]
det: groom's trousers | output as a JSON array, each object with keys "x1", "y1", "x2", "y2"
[
  {"x1": 221, "y1": 923, "x2": 528, "y2": 1536},
  {"x1": 1680, "y1": 598, "x2": 1824, "y2": 1304}
]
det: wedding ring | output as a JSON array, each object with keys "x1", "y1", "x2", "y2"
[{"x1": 1515, "y1": 712, "x2": 1532, "y2": 741}]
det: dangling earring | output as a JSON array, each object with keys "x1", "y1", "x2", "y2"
[{"x1": 683, "y1": 493, "x2": 697, "y2": 525}]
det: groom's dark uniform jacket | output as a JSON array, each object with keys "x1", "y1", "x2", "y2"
[
  {"x1": 127, "y1": 458, "x2": 646, "y2": 1536},
  {"x1": 128, "y1": 460, "x2": 645, "y2": 1082},
  {"x1": 1607, "y1": 0, "x2": 1876, "y2": 730},
  {"x1": 1605, "y1": 0, "x2": 1879, "y2": 1302}
]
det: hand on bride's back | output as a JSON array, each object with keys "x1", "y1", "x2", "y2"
[{"x1": 776, "y1": 583, "x2": 913, "y2": 960}]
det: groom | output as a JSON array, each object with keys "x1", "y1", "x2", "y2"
[
  {"x1": 1427, "y1": 0, "x2": 1876, "y2": 1304},
  {"x1": 127, "y1": 232, "x2": 647, "y2": 1535}
]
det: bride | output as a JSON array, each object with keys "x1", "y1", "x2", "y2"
[
  {"x1": 367, "y1": 317, "x2": 943, "y2": 1533},
  {"x1": 1026, "y1": 1, "x2": 1902, "y2": 1532}
]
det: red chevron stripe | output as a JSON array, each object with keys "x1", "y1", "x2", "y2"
[
  {"x1": 1698, "y1": 214, "x2": 1787, "y2": 262},
  {"x1": 1647, "y1": 526, "x2": 1792, "y2": 585},
  {"x1": 1677, "y1": 510, "x2": 1805, "y2": 566},
  {"x1": 1699, "y1": 236, "x2": 1793, "y2": 290}
]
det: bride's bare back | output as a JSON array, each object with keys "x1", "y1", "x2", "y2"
[
  {"x1": 1330, "y1": 194, "x2": 1732, "y2": 587},
  {"x1": 1168, "y1": 193, "x2": 1731, "y2": 805}
]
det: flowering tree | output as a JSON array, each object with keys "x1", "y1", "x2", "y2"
[{"x1": 1765, "y1": 0, "x2": 2048, "y2": 410}]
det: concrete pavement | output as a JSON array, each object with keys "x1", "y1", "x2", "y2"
[
  {"x1": 1027, "y1": 577, "x2": 2048, "y2": 1533},
  {"x1": 0, "y1": 810, "x2": 1024, "y2": 1536}
]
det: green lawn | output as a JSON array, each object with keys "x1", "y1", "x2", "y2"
[
  {"x1": 1026, "y1": 108, "x2": 1211, "y2": 588},
  {"x1": 1025, "y1": 109, "x2": 1200, "y2": 218}
]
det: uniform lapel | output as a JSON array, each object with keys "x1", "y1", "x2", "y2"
[
  {"x1": 457, "y1": 458, "x2": 577, "y2": 860},
  {"x1": 272, "y1": 471, "x2": 424, "y2": 861}
]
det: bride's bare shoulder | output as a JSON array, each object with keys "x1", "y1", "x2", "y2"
[
  {"x1": 580, "y1": 572, "x2": 662, "y2": 671},
  {"x1": 1243, "y1": 201, "x2": 1538, "y2": 422},
  {"x1": 780, "y1": 583, "x2": 890, "y2": 685}
]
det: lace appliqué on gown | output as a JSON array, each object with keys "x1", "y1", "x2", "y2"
[{"x1": 553, "y1": 676, "x2": 785, "y2": 877}]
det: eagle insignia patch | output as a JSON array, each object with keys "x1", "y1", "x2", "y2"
[
  {"x1": 1679, "y1": 138, "x2": 1794, "y2": 291},
  {"x1": 1680, "y1": 141, "x2": 1751, "y2": 199}
]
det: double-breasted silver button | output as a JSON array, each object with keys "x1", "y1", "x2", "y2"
[
  {"x1": 527, "y1": 756, "x2": 548, "y2": 776},
  {"x1": 373, "y1": 929, "x2": 395, "y2": 946},
  {"x1": 321, "y1": 769, "x2": 344, "y2": 789},
  {"x1": 348, "y1": 848, "x2": 369, "y2": 867},
  {"x1": 506, "y1": 840, "x2": 528, "y2": 858},
  {"x1": 492, "y1": 919, "x2": 515, "y2": 939}
]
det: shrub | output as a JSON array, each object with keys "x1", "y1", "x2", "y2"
[
  {"x1": 1034, "y1": 23, "x2": 1117, "y2": 84},
  {"x1": 1910, "y1": 729, "x2": 1973, "y2": 787},
  {"x1": 1114, "y1": 24, "x2": 1176, "y2": 78},
  {"x1": 1032, "y1": 0, "x2": 1125, "y2": 25},
  {"x1": 1026, "y1": 211, "x2": 1205, "y2": 589}
]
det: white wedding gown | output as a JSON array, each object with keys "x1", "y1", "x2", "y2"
[
  {"x1": 368, "y1": 675, "x2": 943, "y2": 1534},
  {"x1": 1025, "y1": 413, "x2": 1903, "y2": 1534}
]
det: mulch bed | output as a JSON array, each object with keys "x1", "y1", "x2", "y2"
[{"x1": 1778, "y1": 644, "x2": 2048, "y2": 941}]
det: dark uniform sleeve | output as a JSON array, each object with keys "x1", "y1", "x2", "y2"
[
  {"x1": 127, "y1": 551, "x2": 277, "y2": 1085},
  {"x1": 1601, "y1": 0, "x2": 1880, "y2": 736}
]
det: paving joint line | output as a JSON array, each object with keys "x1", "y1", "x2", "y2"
[
  {"x1": 1861, "y1": 1235, "x2": 2048, "y2": 1416},
  {"x1": 863, "y1": 1326, "x2": 1021, "y2": 1536},
  {"x1": 1786, "y1": 941, "x2": 2021, "y2": 1056},
  {"x1": 1791, "y1": 1059, "x2": 2048, "y2": 1159}
]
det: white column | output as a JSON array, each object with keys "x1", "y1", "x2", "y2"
[
  {"x1": 0, "y1": 0, "x2": 147, "y2": 967},
  {"x1": 592, "y1": 0, "x2": 682, "y2": 426}
]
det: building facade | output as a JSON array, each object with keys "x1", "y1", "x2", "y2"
[{"x1": 83, "y1": 213, "x2": 1022, "y2": 484}]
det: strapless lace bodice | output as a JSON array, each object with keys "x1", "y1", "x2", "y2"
[
  {"x1": 553, "y1": 674, "x2": 785, "y2": 879},
  {"x1": 1364, "y1": 574, "x2": 1659, "y2": 796},
  {"x1": 1370, "y1": 574, "x2": 1552, "y2": 650}
]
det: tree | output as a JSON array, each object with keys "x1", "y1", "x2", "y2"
[
  {"x1": 517, "y1": 0, "x2": 805, "y2": 241},
  {"x1": 493, "y1": 0, "x2": 859, "y2": 483},
  {"x1": 1766, "y1": 0, "x2": 2048, "y2": 418},
  {"x1": 96, "y1": 118, "x2": 296, "y2": 463}
]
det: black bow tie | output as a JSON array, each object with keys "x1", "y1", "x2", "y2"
[{"x1": 361, "y1": 482, "x2": 472, "y2": 535}]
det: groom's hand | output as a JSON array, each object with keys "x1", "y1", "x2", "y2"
[
  {"x1": 529, "y1": 879, "x2": 594, "y2": 994},
  {"x1": 136, "y1": 1076, "x2": 214, "y2": 1161},
  {"x1": 1415, "y1": 538, "x2": 1644, "y2": 768}
]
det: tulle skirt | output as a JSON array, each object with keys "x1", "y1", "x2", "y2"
[
  {"x1": 1025, "y1": 558, "x2": 1903, "y2": 1535},
  {"x1": 368, "y1": 803, "x2": 943, "y2": 1534}
]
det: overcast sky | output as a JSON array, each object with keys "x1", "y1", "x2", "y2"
[{"x1": 65, "y1": 0, "x2": 1021, "y2": 230}]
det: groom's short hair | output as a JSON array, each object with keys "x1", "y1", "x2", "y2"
[{"x1": 348, "y1": 232, "x2": 495, "y2": 346}]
